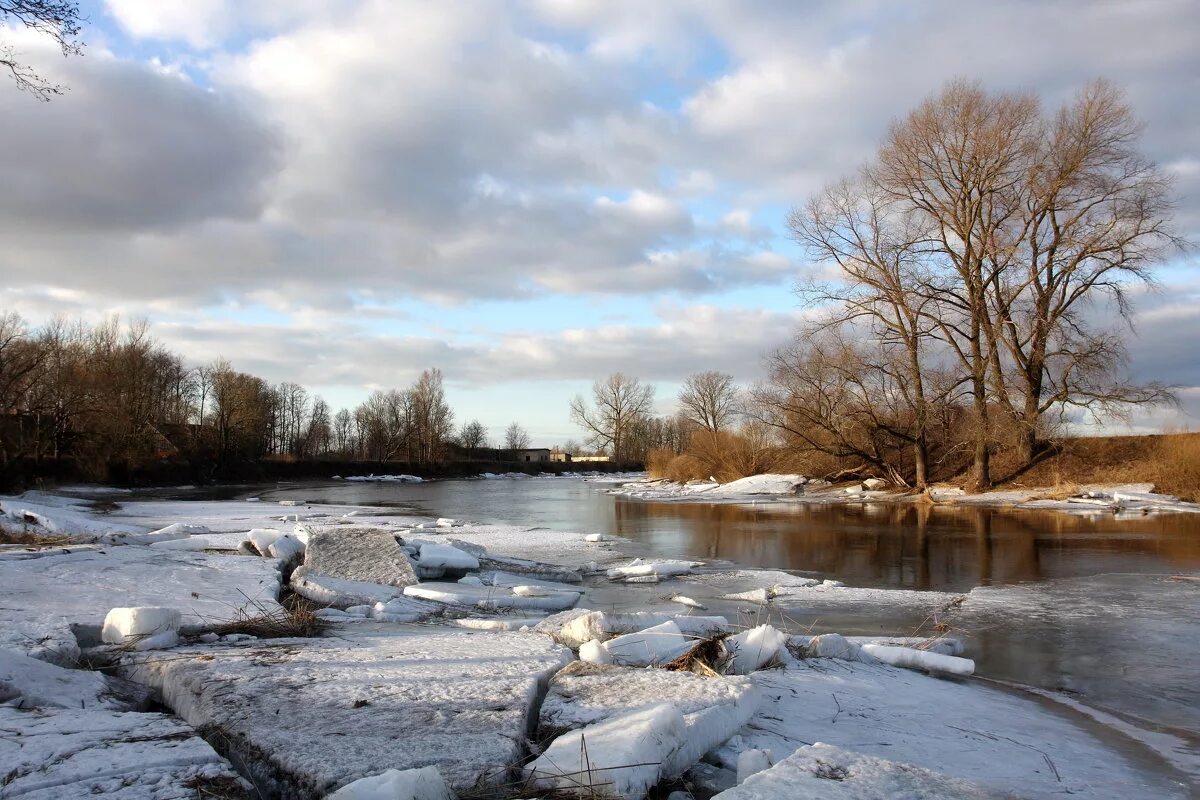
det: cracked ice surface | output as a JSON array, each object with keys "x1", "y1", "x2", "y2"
[
  {"x1": 117, "y1": 628, "x2": 572, "y2": 797},
  {"x1": 0, "y1": 706, "x2": 244, "y2": 800},
  {"x1": 0, "y1": 547, "x2": 282, "y2": 664},
  {"x1": 714, "y1": 656, "x2": 1190, "y2": 799}
]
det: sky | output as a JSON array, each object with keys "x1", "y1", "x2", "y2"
[{"x1": 1, "y1": 0, "x2": 1198, "y2": 446}]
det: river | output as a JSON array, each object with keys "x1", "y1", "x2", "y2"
[{"x1": 236, "y1": 476, "x2": 1200, "y2": 771}]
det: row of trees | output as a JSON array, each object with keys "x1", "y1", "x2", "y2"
[{"x1": 0, "y1": 313, "x2": 575, "y2": 476}]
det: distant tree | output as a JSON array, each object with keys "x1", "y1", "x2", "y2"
[
  {"x1": 679, "y1": 371, "x2": 739, "y2": 432},
  {"x1": 504, "y1": 422, "x2": 530, "y2": 451},
  {"x1": 1, "y1": 1, "x2": 84, "y2": 100},
  {"x1": 410, "y1": 368, "x2": 453, "y2": 464},
  {"x1": 570, "y1": 373, "x2": 655, "y2": 462},
  {"x1": 458, "y1": 419, "x2": 488, "y2": 452}
]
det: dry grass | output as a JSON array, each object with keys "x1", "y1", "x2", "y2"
[
  {"x1": 0, "y1": 529, "x2": 76, "y2": 547},
  {"x1": 994, "y1": 431, "x2": 1200, "y2": 501},
  {"x1": 200, "y1": 598, "x2": 329, "y2": 640}
]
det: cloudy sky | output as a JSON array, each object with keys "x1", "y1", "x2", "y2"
[{"x1": 2, "y1": 0, "x2": 1197, "y2": 444}]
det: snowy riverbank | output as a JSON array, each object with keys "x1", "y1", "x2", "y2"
[
  {"x1": 0, "y1": 487, "x2": 1195, "y2": 799},
  {"x1": 609, "y1": 473, "x2": 1200, "y2": 515}
]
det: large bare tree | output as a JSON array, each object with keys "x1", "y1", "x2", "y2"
[{"x1": 570, "y1": 373, "x2": 654, "y2": 462}]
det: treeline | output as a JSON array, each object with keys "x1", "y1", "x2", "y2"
[{"x1": 0, "y1": 313, "x2": 577, "y2": 483}]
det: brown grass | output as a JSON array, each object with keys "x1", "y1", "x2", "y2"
[
  {"x1": 995, "y1": 431, "x2": 1200, "y2": 502},
  {"x1": 0, "y1": 529, "x2": 75, "y2": 547},
  {"x1": 200, "y1": 599, "x2": 329, "y2": 640}
]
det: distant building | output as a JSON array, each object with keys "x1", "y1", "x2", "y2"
[
  {"x1": 550, "y1": 449, "x2": 571, "y2": 463},
  {"x1": 572, "y1": 454, "x2": 610, "y2": 463},
  {"x1": 510, "y1": 448, "x2": 552, "y2": 463}
]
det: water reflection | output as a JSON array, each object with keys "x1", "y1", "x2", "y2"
[{"x1": 609, "y1": 500, "x2": 1200, "y2": 592}]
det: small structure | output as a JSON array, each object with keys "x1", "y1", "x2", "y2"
[
  {"x1": 550, "y1": 449, "x2": 572, "y2": 463},
  {"x1": 573, "y1": 454, "x2": 611, "y2": 463},
  {"x1": 511, "y1": 448, "x2": 552, "y2": 463}
]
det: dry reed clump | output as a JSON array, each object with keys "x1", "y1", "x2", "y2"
[
  {"x1": 200, "y1": 598, "x2": 329, "y2": 640},
  {"x1": 1152, "y1": 432, "x2": 1200, "y2": 502},
  {"x1": 661, "y1": 635, "x2": 727, "y2": 676},
  {"x1": 0, "y1": 529, "x2": 76, "y2": 547}
]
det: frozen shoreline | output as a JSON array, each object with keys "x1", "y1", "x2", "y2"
[
  {"x1": 608, "y1": 473, "x2": 1200, "y2": 515},
  {"x1": 0, "y1": 486, "x2": 1195, "y2": 799}
]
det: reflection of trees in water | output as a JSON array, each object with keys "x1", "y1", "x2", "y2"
[{"x1": 610, "y1": 499, "x2": 1200, "y2": 591}]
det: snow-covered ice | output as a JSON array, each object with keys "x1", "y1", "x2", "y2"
[
  {"x1": 859, "y1": 642, "x2": 975, "y2": 676},
  {"x1": 721, "y1": 624, "x2": 787, "y2": 674},
  {"x1": 0, "y1": 705, "x2": 245, "y2": 799},
  {"x1": 416, "y1": 542, "x2": 480, "y2": 571},
  {"x1": 603, "y1": 620, "x2": 692, "y2": 666},
  {"x1": 714, "y1": 742, "x2": 1002, "y2": 799},
  {"x1": 0, "y1": 546, "x2": 281, "y2": 664},
  {"x1": 556, "y1": 610, "x2": 730, "y2": 647},
  {"x1": 118, "y1": 628, "x2": 571, "y2": 796},
  {"x1": 524, "y1": 704, "x2": 686, "y2": 799},
  {"x1": 403, "y1": 581, "x2": 580, "y2": 612},
  {"x1": 101, "y1": 607, "x2": 182, "y2": 650},
  {"x1": 302, "y1": 527, "x2": 419, "y2": 588}
]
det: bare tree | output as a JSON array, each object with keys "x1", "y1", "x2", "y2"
[
  {"x1": 570, "y1": 373, "x2": 654, "y2": 462},
  {"x1": 503, "y1": 422, "x2": 530, "y2": 451},
  {"x1": 410, "y1": 368, "x2": 453, "y2": 464},
  {"x1": 678, "y1": 371, "x2": 739, "y2": 433},
  {"x1": 1, "y1": 1, "x2": 84, "y2": 100},
  {"x1": 457, "y1": 419, "x2": 488, "y2": 453}
]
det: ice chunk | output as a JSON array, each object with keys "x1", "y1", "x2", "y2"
[
  {"x1": 539, "y1": 662, "x2": 759, "y2": 778},
  {"x1": 0, "y1": 648, "x2": 146, "y2": 711},
  {"x1": 458, "y1": 575, "x2": 484, "y2": 585},
  {"x1": 328, "y1": 766, "x2": 453, "y2": 800},
  {"x1": 450, "y1": 617, "x2": 546, "y2": 631},
  {"x1": 557, "y1": 611, "x2": 729, "y2": 647},
  {"x1": 120, "y1": 628, "x2": 571, "y2": 795},
  {"x1": 625, "y1": 574, "x2": 660, "y2": 583},
  {"x1": 606, "y1": 559, "x2": 695, "y2": 579},
  {"x1": 859, "y1": 643, "x2": 975, "y2": 676},
  {"x1": 722, "y1": 625, "x2": 786, "y2": 674},
  {"x1": 269, "y1": 533, "x2": 306, "y2": 563},
  {"x1": 524, "y1": 704, "x2": 686, "y2": 799},
  {"x1": 247, "y1": 527, "x2": 282, "y2": 556},
  {"x1": 101, "y1": 607, "x2": 181, "y2": 649},
  {"x1": 403, "y1": 582, "x2": 579, "y2": 612},
  {"x1": 579, "y1": 639, "x2": 613, "y2": 665},
  {"x1": 370, "y1": 596, "x2": 441, "y2": 623},
  {"x1": 862, "y1": 477, "x2": 889, "y2": 490},
  {"x1": 724, "y1": 587, "x2": 775, "y2": 604},
  {"x1": 418, "y1": 543, "x2": 480, "y2": 571},
  {"x1": 291, "y1": 566, "x2": 403, "y2": 608},
  {"x1": 303, "y1": 527, "x2": 419, "y2": 588},
  {"x1": 603, "y1": 620, "x2": 691, "y2": 667},
  {"x1": 584, "y1": 533, "x2": 609, "y2": 542},
  {"x1": 668, "y1": 595, "x2": 705, "y2": 609},
  {"x1": 489, "y1": 570, "x2": 585, "y2": 594},
  {"x1": 736, "y1": 749, "x2": 772, "y2": 783},
  {"x1": 712, "y1": 743, "x2": 1001, "y2": 799},
  {"x1": 435, "y1": 518, "x2": 460, "y2": 528},
  {"x1": 708, "y1": 474, "x2": 805, "y2": 496},
  {"x1": 511, "y1": 584, "x2": 556, "y2": 596}
]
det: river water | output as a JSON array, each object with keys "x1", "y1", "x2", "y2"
[{"x1": 247, "y1": 476, "x2": 1200, "y2": 769}]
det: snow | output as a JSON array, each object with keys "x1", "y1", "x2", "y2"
[
  {"x1": 449, "y1": 616, "x2": 545, "y2": 631},
  {"x1": 714, "y1": 743, "x2": 1001, "y2": 799},
  {"x1": 859, "y1": 643, "x2": 975, "y2": 676},
  {"x1": 556, "y1": 611, "x2": 730, "y2": 647},
  {"x1": 101, "y1": 607, "x2": 182, "y2": 650},
  {"x1": 0, "y1": 648, "x2": 144, "y2": 711},
  {"x1": 326, "y1": 766, "x2": 453, "y2": 800},
  {"x1": 371, "y1": 596, "x2": 442, "y2": 623},
  {"x1": 118, "y1": 628, "x2": 572, "y2": 796},
  {"x1": 303, "y1": 527, "x2": 419, "y2": 588},
  {"x1": 579, "y1": 638, "x2": 614, "y2": 664},
  {"x1": 538, "y1": 662, "x2": 759, "y2": 778},
  {"x1": 524, "y1": 704, "x2": 686, "y2": 799},
  {"x1": 0, "y1": 491, "x2": 143, "y2": 539},
  {"x1": 403, "y1": 581, "x2": 580, "y2": 612},
  {"x1": 603, "y1": 620, "x2": 691, "y2": 666},
  {"x1": 417, "y1": 542, "x2": 480, "y2": 571},
  {"x1": 713, "y1": 656, "x2": 1189, "y2": 798},
  {"x1": 0, "y1": 705, "x2": 245, "y2": 800},
  {"x1": 722, "y1": 625, "x2": 787, "y2": 674},
  {"x1": 0, "y1": 546, "x2": 281, "y2": 665}
]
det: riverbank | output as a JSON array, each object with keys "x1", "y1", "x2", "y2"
[
  {"x1": 0, "y1": 485, "x2": 1195, "y2": 799},
  {"x1": 610, "y1": 473, "x2": 1200, "y2": 515}
]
